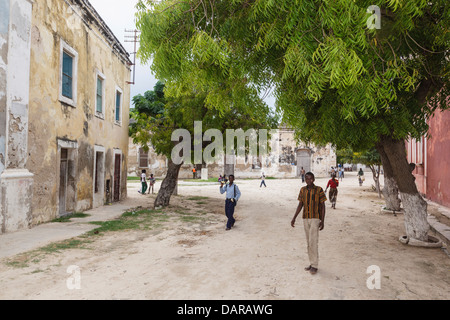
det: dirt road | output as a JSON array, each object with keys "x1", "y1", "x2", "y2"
[{"x1": 0, "y1": 174, "x2": 449, "y2": 299}]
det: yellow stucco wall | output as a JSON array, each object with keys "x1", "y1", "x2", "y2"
[{"x1": 27, "y1": 0, "x2": 131, "y2": 224}]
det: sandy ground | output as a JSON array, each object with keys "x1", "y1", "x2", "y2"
[{"x1": 0, "y1": 173, "x2": 449, "y2": 300}]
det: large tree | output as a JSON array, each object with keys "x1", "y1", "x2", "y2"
[
  {"x1": 135, "y1": 0, "x2": 449, "y2": 243},
  {"x1": 130, "y1": 81, "x2": 278, "y2": 208}
]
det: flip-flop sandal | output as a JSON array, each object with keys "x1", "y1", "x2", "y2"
[
  {"x1": 304, "y1": 265, "x2": 312, "y2": 271},
  {"x1": 310, "y1": 267, "x2": 318, "y2": 275}
]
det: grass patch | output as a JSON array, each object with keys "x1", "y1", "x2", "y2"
[
  {"x1": 4, "y1": 238, "x2": 92, "y2": 268},
  {"x1": 187, "y1": 196, "x2": 209, "y2": 201},
  {"x1": 86, "y1": 208, "x2": 165, "y2": 236},
  {"x1": 127, "y1": 176, "x2": 141, "y2": 180},
  {"x1": 180, "y1": 215, "x2": 203, "y2": 223},
  {"x1": 39, "y1": 239, "x2": 90, "y2": 253},
  {"x1": 197, "y1": 178, "x2": 220, "y2": 182},
  {"x1": 4, "y1": 201, "x2": 215, "y2": 269},
  {"x1": 51, "y1": 212, "x2": 90, "y2": 223}
]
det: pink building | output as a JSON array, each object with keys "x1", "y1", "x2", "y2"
[{"x1": 406, "y1": 109, "x2": 450, "y2": 208}]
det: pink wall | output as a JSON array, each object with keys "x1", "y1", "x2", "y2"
[{"x1": 425, "y1": 109, "x2": 450, "y2": 207}]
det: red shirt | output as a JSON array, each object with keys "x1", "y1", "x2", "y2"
[{"x1": 327, "y1": 178, "x2": 339, "y2": 189}]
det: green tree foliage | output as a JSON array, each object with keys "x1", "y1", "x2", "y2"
[
  {"x1": 129, "y1": 81, "x2": 278, "y2": 160},
  {"x1": 135, "y1": 0, "x2": 449, "y2": 241},
  {"x1": 136, "y1": 0, "x2": 448, "y2": 146},
  {"x1": 129, "y1": 80, "x2": 278, "y2": 207}
]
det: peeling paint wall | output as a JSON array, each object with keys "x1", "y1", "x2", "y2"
[
  {"x1": 0, "y1": 0, "x2": 34, "y2": 234},
  {"x1": 0, "y1": 0, "x2": 9, "y2": 174},
  {"x1": 26, "y1": 0, "x2": 131, "y2": 225}
]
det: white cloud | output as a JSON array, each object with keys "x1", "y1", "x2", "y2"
[{"x1": 89, "y1": 0, "x2": 157, "y2": 104}]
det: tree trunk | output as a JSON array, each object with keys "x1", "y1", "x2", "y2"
[
  {"x1": 378, "y1": 136, "x2": 429, "y2": 242},
  {"x1": 154, "y1": 159, "x2": 182, "y2": 208},
  {"x1": 376, "y1": 143, "x2": 401, "y2": 211},
  {"x1": 368, "y1": 164, "x2": 381, "y2": 198}
]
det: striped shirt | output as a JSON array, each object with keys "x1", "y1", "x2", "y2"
[{"x1": 298, "y1": 184, "x2": 327, "y2": 219}]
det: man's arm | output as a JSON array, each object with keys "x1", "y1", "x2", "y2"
[
  {"x1": 319, "y1": 202, "x2": 326, "y2": 230},
  {"x1": 220, "y1": 183, "x2": 227, "y2": 194},
  {"x1": 291, "y1": 201, "x2": 303, "y2": 227},
  {"x1": 235, "y1": 185, "x2": 241, "y2": 201}
]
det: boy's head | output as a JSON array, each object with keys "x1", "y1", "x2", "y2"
[
  {"x1": 142, "y1": 169, "x2": 146, "y2": 173},
  {"x1": 305, "y1": 172, "x2": 315, "y2": 185},
  {"x1": 229, "y1": 174, "x2": 235, "y2": 183}
]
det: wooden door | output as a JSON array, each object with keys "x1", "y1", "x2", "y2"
[
  {"x1": 59, "y1": 148, "x2": 68, "y2": 216},
  {"x1": 114, "y1": 154, "x2": 121, "y2": 201}
]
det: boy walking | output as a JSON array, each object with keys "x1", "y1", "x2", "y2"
[
  {"x1": 325, "y1": 173, "x2": 339, "y2": 209},
  {"x1": 291, "y1": 172, "x2": 327, "y2": 275},
  {"x1": 139, "y1": 169, "x2": 148, "y2": 195},
  {"x1": 220, "y1": 174, "x2": 241, "y2": 230},
  {"x1": 260, "y1": 172, "x2": 266, "y2": 188}
]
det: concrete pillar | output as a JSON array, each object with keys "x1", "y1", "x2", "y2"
[
  {"x1": 0, "y1": 0, "x2": 34, "y2": 233},
  {"x1": 201, "y1": 168, "x2": 208, "y2": 180}
]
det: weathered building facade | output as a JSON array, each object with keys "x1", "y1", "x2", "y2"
[
  {"x1": 129, "y1": 127, "x2": 336, "y2": 179},
  {"x1": 0, "y1": 0, "x2": 131, "y2": 233}
]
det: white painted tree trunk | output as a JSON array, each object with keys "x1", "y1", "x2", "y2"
[
  {"x1": 377, "y1": 137, "x2": 431, "y2": 244},
  {"x1": 383, "y1": 176, "x2": 401, "y2": 211},
  {"x1": 400, "y1": 193, "x2": 429, "y2": 242}
]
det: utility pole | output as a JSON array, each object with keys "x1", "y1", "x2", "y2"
[{"x1": 124, "y1": 29, "x2": 141, "y2": 85}]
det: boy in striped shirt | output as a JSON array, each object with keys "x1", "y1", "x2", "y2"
[{"x1": 291, "y1": 172, "x2": 327, "y2": 275}]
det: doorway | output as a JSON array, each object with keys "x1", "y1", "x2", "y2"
[
  {"x1": 57, "y1": 140, "x2": 78, "y2": 217},
  {"x1": 93, "y1": 145, "x2": 105, "y2": 208},
  {"x1": 59, "y1": 148, "x2": 68, "y2": 216},
  {"x1": 296, "y1": 149, "x2": 311, "y2": 176},
  {"x1": 113, "y1": 153, "x2": 121, "y2": 202}
]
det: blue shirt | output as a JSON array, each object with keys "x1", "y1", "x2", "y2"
[{"x1": 220, "y1": 183, "x2": 241, "y2": 201}]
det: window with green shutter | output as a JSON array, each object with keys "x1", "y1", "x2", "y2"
[
  {"x1": 62, "y1": 51, "x2": 73, "y2": 99},
  {"x1": 115, "y1": 91, "x2": 121, "y2": 122},
  {"x1": 96, "y1": 77, "x2": 103, "y2": 113}
]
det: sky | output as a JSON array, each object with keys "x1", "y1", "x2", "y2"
[
  {"x1": 88, "y1": 0, "x2": 276, "y2": 110},
  {"x1": 89, "y1": 0, "x2": 157, "y2": 105}
]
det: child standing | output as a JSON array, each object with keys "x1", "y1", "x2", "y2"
[{"x1": 148, "y1": 174, "x2": 155, "y2": 194}]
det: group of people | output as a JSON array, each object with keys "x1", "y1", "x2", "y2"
[
  {"x1": 217, "y1": 170, "x2": 338, "y2": 275},
  {"x1": 138, "y1": 169, "x2": 156, "y2": 195},
  {"x1": 330, "y1": 166, "x2": 345, "y2": 181},
  {"x1": 137, "y1": 166, "x2": 363, "y2": 275},
  {"x1": 219, "y1": 168, "x2": 365, "y2": 275}
]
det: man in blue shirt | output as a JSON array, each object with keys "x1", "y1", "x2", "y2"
[{"x1": 220, "y1": 174, "x2": 241, "y2": 230}]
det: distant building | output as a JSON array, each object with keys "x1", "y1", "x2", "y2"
[
  {"x1": 0, "y1": 0, "x2": 131, "y2": 233},
  {"x1": 129, "y1": 127, "x2": 336, "y2": 179},
  {"x1": 406, "y1": 109, "x2": 450, "y2": 208}
]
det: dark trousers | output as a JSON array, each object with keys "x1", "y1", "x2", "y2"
[
  {"x1": 260, "y1": 180, "x2": 266, "y2": 187},
  {"x1": 141, "y1": 182, "x2": 148, "y2": 194},
  {"x1": 225, "y1": 199, "x2": 236, "y2": 229}
]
